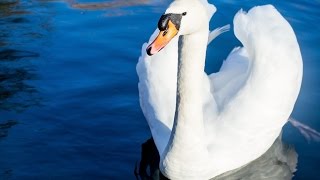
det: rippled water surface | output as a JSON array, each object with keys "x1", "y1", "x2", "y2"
[{"x1": 0, "y1": 0, "x2": 319, "y2": 179}]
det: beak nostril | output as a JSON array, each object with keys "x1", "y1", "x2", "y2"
[
  {"x1": 163, "y1": 30, "x2": 168, "y2": 36},
  {"x1": 146, "y1": 46, "x2": 153, "y2": 56}
]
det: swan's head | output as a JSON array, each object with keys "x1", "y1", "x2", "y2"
[{"x1": 146, "y1": 0, "x2": 209, "y2": 56}]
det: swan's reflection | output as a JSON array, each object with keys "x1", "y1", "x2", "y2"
[
  {"x1": 212, "y1": 136, "x2": 297, "y2": 180},
  {"x1": 136, "y1": 136, "x2": 297, "y2": 180}
]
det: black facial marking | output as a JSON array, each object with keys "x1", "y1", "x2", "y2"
[
  {"x1": 157, "y1": 13, "x2": 183, "y2": 31},
  {"x1": 158, "y1": 14, "x2": 170, "y2": 31},
  {"x1": 147, "y1": 46, "x2": 152, "y2": 56}
]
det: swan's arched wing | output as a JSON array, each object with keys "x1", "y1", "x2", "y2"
[
  {"x1": 209, "y1": 5, "x2": 302, "y2": 127},
  {"x1": 137, "y1": 30, "x2": 179, "y2": 154},
  {"x1": 206, "y1": 5, "x2": 302, "y2": 169}
]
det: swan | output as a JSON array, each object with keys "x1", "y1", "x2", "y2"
[{"x1": 136, "y1": 0, "x2": 303, "y2": 179}]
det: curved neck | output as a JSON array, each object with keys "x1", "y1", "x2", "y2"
[
  {"x1": 174, "y1": 31, "x2": 207, "y2": 138},
  {"x1": 161, "y1": 30, "x2": 211, "y2": 178}
]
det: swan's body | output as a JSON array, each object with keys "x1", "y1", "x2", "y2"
[{"x1": 137, "y1": 0, "x2": 302, "y2": 179}]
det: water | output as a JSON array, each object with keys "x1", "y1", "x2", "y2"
[{"x1": 0, "y1": 0, "x2": 319, "y2": 179}]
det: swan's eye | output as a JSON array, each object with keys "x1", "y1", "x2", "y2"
[{"x1": 182, "y1": 12, "x2": 187, "y2": 16}]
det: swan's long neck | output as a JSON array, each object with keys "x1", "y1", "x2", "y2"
[
  {"x1": 161, "y1": 30, "x2": 211, "y2": 179},
  {"x1": 174, "y1": 32, "x2": 207, "y2": 142}
]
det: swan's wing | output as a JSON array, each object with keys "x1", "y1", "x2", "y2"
[
  {"x1": 137, "y1": 30, "x2": 179, "y2": 154},
  {"x1": 210, "y1": 5, "x2": 302, "y2": 126},
  {"x1": 206, "y1": 5, "x2": 302, "y2": 168},
  {"x1": 209, "y1": 47, "x2": 250, "y2": 110}
]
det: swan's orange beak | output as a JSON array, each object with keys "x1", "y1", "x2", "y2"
[{"x1": 146, "y1": 20, "x2": 179, "y2": 56}]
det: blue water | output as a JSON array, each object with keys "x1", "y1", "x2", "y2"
[{"x1": 0, "y1": 0, "x2": 319, "y2": 179}]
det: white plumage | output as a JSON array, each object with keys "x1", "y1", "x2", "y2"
[{"x1": 137, "y1": 0, "x2": 302, "y2": 179}]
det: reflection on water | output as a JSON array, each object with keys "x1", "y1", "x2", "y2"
[
  {"x1": 0, "y1": 1, "x2": 29, "y2": 48},
  {"x1": 213, "y1": 137, "x2": 297, "y2": 180},
  {"x1": 0, "y1": 120, "x2": 17, "y2": 179},
  {"x1": 0, "y1": 169, "x2": 12, "y2": 180},
  {"x1": 65, "y1": 0, "x2": 152, "y2": 10},
  {"x1": 0, "y1": 0, "x2": 50, "y2": 112},
  {"x1": 0, "y1": 49, "x2": 39, "y2": 61},
  {"x1": 0, "y1": 1, "x2": 30, "y2": 18},
  {"x1": 0, "y1": 120, "x2": 18, "y2": 139},
  {"x1": 136, "y1": 136, "x2": 297, "y2": 180},
  {"x1": 0, "y1": 67, "x2": 40, "y2": 112}
]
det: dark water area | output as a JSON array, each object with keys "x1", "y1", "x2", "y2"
[{"x1": 0, "y1": 0, "x2": 319, "y2": 179}]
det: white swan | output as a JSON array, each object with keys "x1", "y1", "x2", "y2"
[{"x1": 136, "y1": 0, "x2": 303, "y2": 179}]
